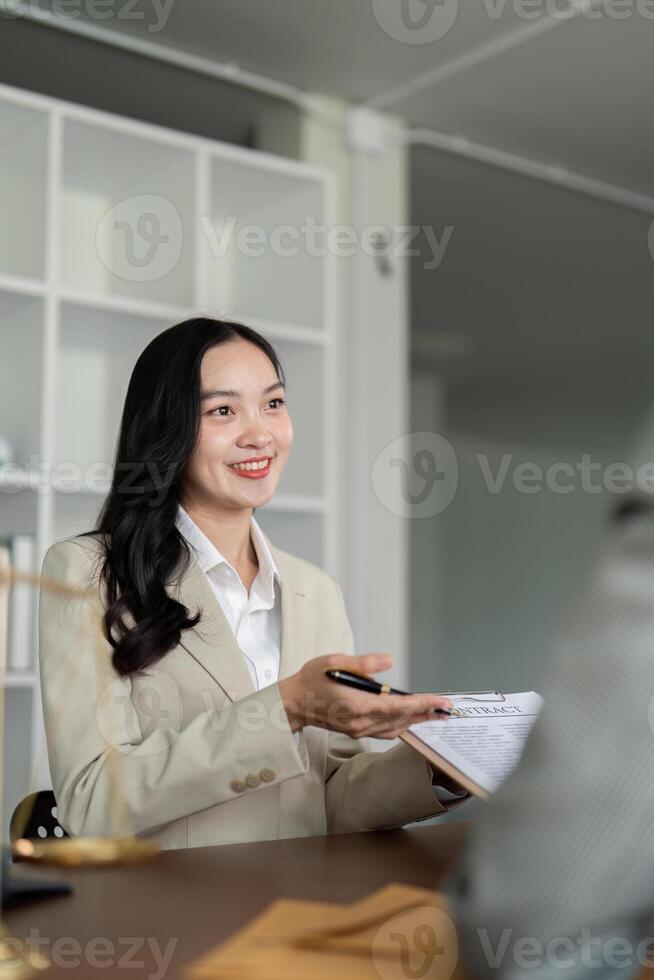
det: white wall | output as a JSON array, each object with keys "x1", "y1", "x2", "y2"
[
  {"x1": 409, "y1": 367, "x2": 447, "y2": 692},
  {"x1": 408, "y1": 144, "x2": 654, "y2": 697},
  {"x1": 409, "y1": 377, "x2": 649, "y2": 695}
]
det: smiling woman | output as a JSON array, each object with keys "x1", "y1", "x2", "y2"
[
  {"x1": 37, "y1": 316, "x2": 466, "y2": 850},
  {"x1": 191, "y1": 339, "x2": 292, "y2": 508}
]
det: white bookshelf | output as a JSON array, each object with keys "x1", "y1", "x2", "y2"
[
  {"x1": 0, "y1": 101, "x2": 48, "y2": 281},
  {"x1": 0, "y1": 82, "x2": 338, "y2": 833},
  {"x1": 204, "y1": 155, "x2": 326, "y2": 329}
]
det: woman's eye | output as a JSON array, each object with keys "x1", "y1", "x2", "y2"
[
  {"x1": 209, "y1": 405, "x2": 233, "y2": 417},
  {"x1": 267, "y1": 398, "x2": 286, "y2": 409}
]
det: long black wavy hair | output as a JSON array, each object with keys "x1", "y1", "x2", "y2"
[{"x1": 79, "y1": 317, "x2": 285, "y2": 677}]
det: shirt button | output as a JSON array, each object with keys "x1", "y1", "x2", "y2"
[
  {"x1": 265, "y1": 669, "x2": 272, "y2": 680},
  {"x1": 230, "y1": 779, "x2": 246, "y2": 793},
  {"x1": 245, "y1": 772, "x2": 260, "y2": 789},
  {"x1": 259, "y1": 767, "x2": 276, "y2": 783}
]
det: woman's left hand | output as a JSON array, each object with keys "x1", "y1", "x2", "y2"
[{"x1": 428, "y1": 763, "x2": 466, "y2": 794}]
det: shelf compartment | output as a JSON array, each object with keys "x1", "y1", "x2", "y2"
[
  {"x1": 52, "y1": 490, "x2": 106, "y2": 544},
  {"x1": 0, "y1": 99, "x2": 48, "y2": 281},
  {"x1": 0, "y1": 491, "x2": 38, "y2": 552},
  {"x1": 0, "y1": 290, "x2": 44, "y2": 468},
  {"x1": 54, "y1": 303, "x2": 171, "y2": 477},
  {"x1": 60, "y1": 119, "x2": 196, "y2": 307},
  {"x1": 204, "y1": 156, "x2": 325, "y2": 330}
]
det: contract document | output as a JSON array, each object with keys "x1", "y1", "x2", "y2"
[{"x1": 400, "y1": 691, "x2": 544, "y2": 799}]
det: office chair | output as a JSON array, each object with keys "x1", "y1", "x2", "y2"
[{"x1": 10, "y1": 790, "x2": 68, "y2": 845}]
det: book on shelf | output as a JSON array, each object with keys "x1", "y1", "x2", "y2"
[{"x1": 0, "y1": 534, "x2": 35, "y2": 673}]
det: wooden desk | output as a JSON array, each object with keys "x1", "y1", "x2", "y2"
[{"x1": 5, "y1": 822, "x2": 469, "y2": 979}]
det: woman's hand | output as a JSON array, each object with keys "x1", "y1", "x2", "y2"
[
  {"x1": 278, "y1": 653, "x2": 453, "y2": 739},
  {"x1": 427, "y1": 763, "x2": 467, "y2": 795}
]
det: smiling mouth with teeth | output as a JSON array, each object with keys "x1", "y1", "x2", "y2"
[{"x1": 227, "y1": 457, "x2": 273, "y2": 479}]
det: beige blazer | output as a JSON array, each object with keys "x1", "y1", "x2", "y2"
[{"x1": 39, "y1": 532, "x2": 453, "y2": 850}]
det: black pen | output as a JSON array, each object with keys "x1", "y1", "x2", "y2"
[{"x1": 324, "y1": 669, "x2": 463, "y2": 717}]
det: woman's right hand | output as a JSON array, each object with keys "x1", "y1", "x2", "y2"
[{"x1": 278, "y1": 653, "x2": 453, "y2": 740}]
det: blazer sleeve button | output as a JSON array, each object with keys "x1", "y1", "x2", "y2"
[
  {"x1": 259, "y1": 767, "x2": 276, "y2": 783},
  {"x1": 230, "y1": 779, "x2": 246, "y2": 793},
  {"x1": 245, "y1": 772, "x2": 260, "y2": 789}
]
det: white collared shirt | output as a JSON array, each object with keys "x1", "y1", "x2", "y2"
[{"x1": 175, "y1": 504, "x2": 282, "y2": 691}]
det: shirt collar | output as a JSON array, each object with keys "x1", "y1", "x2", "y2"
[{"x1": 175, "y1": 503, "x2": 280, "y2": 595}]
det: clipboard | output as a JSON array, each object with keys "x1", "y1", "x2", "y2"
[
  {"x1": 400, "y1": 729, "x2": 491, "y2": 799},
  {"x1": 400, "y1": 690, "x2": 543, "y2": 800}
]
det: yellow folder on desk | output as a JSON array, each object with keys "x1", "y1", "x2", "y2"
[{"x1": 185, "y1": 882, "x2": 467, "y2": 980}]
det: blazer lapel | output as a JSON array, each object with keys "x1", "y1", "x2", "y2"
[
  {"x1": 167, "y1": 536, "x2": 312, "y2": 701},
  {"x1": 270, "y1": 543, "x2": 312, "y2": 682},
  {"x1": 167, "y1": 550, "x2": 255, "y2": 702}
]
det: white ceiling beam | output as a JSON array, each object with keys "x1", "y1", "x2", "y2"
[
  {"x1": 0, "y1": 1, "x2": 355, "y2": 131},
  {"x1": 400, "y1": 126, "x2": 654, "y2": 215},
  {"x1": 0, "y1": 0, "x2": 308, "y2": 108},
  {"x1": 367, "y1": 6, "x2": 581, "y2": 111}
]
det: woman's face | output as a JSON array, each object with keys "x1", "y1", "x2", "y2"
[{"x1": 181, "y1": 339, "x2": 293, "y2": 513}]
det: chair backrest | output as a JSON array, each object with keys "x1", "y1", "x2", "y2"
[{"x1": 10, "y1": 790, "x2": 69, "y2": 843}]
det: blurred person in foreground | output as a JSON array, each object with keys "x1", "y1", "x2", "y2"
[{"x1": 449, "y1": 490, "x2": 654, "y2": 979}]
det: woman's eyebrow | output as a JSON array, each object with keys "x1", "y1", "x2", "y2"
[{"x1": 201, "y1": 381, "x2": 284, "y2": 401}]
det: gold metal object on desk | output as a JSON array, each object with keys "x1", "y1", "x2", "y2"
[{"x1": 1, "y1": 550, "x2": 160, "y2": 889}]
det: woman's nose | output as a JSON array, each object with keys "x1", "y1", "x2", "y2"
[{"x1": 238, "y1": 419, "x2": 272, "y2": 448}]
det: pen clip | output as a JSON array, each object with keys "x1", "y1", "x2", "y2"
[{"x1": 325, "y1": 668, "x2": 374, "y2": 681}]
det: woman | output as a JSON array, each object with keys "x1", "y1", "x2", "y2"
[{"x1": 39, "y1": 317, "x2": 466, "y2": 849}]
